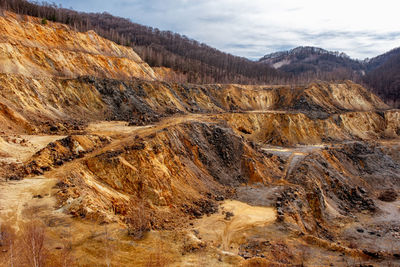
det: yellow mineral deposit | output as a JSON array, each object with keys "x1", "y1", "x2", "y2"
[{"x1": 0, "y1": 10, "x2": 399, "y2": 267}]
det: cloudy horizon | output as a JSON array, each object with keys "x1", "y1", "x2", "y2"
[{"x1": 51, "y1": 0, "x2": 400, "y2": 60}]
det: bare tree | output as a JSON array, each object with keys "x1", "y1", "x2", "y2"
[
  {"x1": 19, "y1": 221, "x2": 48, "y2": 267},
  {"x1": 0, "y1": 0, "x2": 289, "y2": 85},
  {"x1": 0, "y1": 222, "x2": 17, "y2": 267}
]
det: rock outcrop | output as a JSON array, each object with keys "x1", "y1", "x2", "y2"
[{"x1": 0, "y1": 11, "x2": 399, "y2": 267}]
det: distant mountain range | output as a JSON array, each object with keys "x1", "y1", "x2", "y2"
[{"x1": 260, "y1": 46, "x2": 400, "y2": 107}]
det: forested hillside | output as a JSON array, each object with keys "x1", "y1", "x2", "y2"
[
  {"x1": 259, "y1": 47, "x2": 364, "y2": 81},
  {"x1": 364, "y1": 48, "x2": 400, "y2": 107},
  {"x1": 261, "y1": 46, "x2": 400, "y2": 107},
  {"x1": 0, "y1": 0, "x2": 287, "y2": 84},
  {"x1": 0, "y1": 0, "x2": 398, "y2": 107}
]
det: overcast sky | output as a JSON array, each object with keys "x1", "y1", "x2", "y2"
[{"x1": 52, "y1": 0, "x2": 400, "y2": 60}]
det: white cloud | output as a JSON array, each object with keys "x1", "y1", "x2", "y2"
[{"x1": 53, "y1": 0, "x2": 400, "y2": 59}]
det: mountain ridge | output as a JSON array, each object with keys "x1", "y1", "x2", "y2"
[
  {"x1": 0, "y1": 0, "x2": 398, "y2": 108},
  {"x1": 259, "y1": 45, "x2": 400, "y2": 73},
  {"x1": 260, "y1": 46, "x2": 353, "y2": 63},
  {"x1": 260, "y1": 45, "x2": 369, "y2": 69},
  {"x1": 260, "y1": 45, "x2": 400, "y2": 107}
]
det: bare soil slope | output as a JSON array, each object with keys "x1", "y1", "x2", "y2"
[{"x1": 0, "y1": 11, "x2": 399, "y2": 267}]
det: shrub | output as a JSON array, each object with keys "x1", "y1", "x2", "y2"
[{"x1": 125, "y1": 198, "x2": 151, "y2": 239}]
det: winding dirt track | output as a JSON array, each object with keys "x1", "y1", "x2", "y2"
[
  {"x1": 0, "y1": 113, "x2": 216, "y2": 228},
  {"x1": 0, "y1": 111, "x2": 393, "y2": 227},
  {"x1": 1, "y1": 111, "x2": 398, "y2": 230}
]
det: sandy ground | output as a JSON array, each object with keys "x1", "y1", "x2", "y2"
[
  {"x1": 0, "y1": 176, "x2": 58, "y2": 229},
  {"x1": 86, "y1": 121, "x2": 154, "y2": 136},
  {"x1": 0, "y1": 135, "x2": 65, "y2": 163},
  {"x1": 194, "y1": 200, "x2": 276, "y2": 253},
  {"x1": 0, "y1": 134, "x2": 65, "y2": 230}
]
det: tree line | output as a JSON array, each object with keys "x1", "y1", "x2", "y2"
[
  {"x1": 0, "y1": 0, "x2": 398, "y2": 106},
  {"x1": 364, "y1": 51, "x2": 400, "y2": 107},
  {"x1": 0, "y1": 0, "x2": 289, "y2": 84}
]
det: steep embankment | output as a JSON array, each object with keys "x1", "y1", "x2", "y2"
[
  {"x1": 0, "y1": 71, "x2": 391, "y2": 133},
  {"x1": 0, "y1": 11, "x2": 399, "y2": 267},
  {"x1": 0, "y1": 11, "x2": 156, "y2": 80},
  {"x1": 223, "y1": 111, "x2": 399, "y2": 146}
]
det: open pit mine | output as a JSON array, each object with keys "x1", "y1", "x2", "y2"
[{"x1": 0, "y1": 11, "x2": 399, "y2": 267}]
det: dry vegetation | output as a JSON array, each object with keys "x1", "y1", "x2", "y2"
[
  {"x1": 0, "y1": 6, "x2": 398, "y2": 267},
  {"x1": 0, "y1": 215, "x2": 76, "y2": 267},
  {"x1": 125, "y1": 198, "x2": 151, "y2": 240},
  {"x1": 2, "y1": 0, "x2": 399, "y2": 107},
  {"x1": 144, "y1": 242, "x2": 172, "y2": 267}
]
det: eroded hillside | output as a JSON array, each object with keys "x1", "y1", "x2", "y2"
[
  {"x1": 0, "y1": 11, "x2": 156, "y2": 80},
  {"x1": 0, "y1": 11, "x2": 399, "y2": 267}
]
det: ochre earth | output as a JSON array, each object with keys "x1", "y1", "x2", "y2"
[{"x1": 0, "y1": 11, "x2": 399, "y2": 267}]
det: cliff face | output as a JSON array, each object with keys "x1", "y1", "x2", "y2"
[
  {"x1": 0, "y1": 72, "x2": 392, "y2": 134},
  {"x1": 0, "y1": 11, "x2": 399, "y2": 267},
  {"x1": 223, "y1": 111, "x2": 399, "y2": 146}
]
